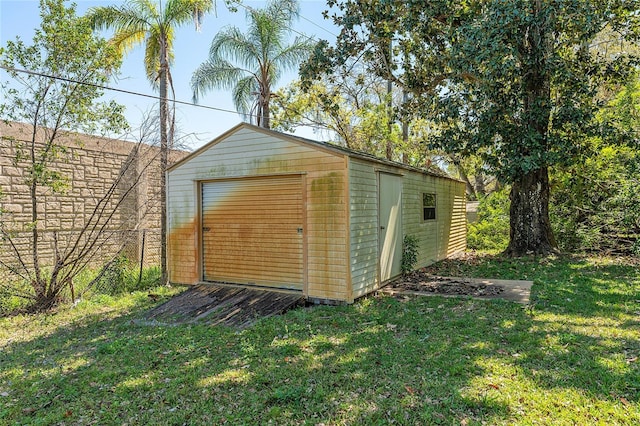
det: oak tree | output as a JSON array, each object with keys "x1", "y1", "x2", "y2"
[{"x1": 303, "y1": 0, "x2": 640, "y2": 255}]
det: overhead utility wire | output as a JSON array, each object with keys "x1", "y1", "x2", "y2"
[
  {"x1": 229, "y1": 0, "x2": 338, "y2": 39},
  {"x1": 0, "y1": 65, "x2": 325, "y2": 128},
  {"x1": 0, "y1": 65, "x2": 246, "y2": 117},
  {"x1": 1, "y1": 2, "x2": 341, "y2": 125}
]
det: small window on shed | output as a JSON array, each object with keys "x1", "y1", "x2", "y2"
[{"x1": 423, "y1": 193, "x2": 436, "y2": 221}]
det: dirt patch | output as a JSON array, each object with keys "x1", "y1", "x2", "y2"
[
  {"x1": 384, "y1": 270, "x2": 532, "y2": 304},
  {"x1": 389, "y1": 271, "x2": 505, "y2": 297}
]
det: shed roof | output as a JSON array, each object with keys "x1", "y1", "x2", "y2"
[{"x1": 169, "y1": 123, "x2": 459, "y2": 182}]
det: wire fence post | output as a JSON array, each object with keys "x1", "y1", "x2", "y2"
[{"x1": 138, "y1": 229, "x2": 146, "y2": 287}]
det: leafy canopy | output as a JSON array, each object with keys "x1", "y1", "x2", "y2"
[
  {"x1": 1, "y1": 0, "x2": 126, "y2": 136},
  {"x1": 191, "y1": 0, "x2": 313, "y2": 127},
  {"x1": 303, "y1": 0, "x2": 640, "y2": 181},
  {"x1": 0, "y1": 0, "x2": 128, "y2": 311},
  {"x1": 87, "y1": 0, "x2": 214, "y2": 86}
]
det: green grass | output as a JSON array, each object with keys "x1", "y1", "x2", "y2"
[
  {"x1": 0, "y1": 262, "x2": 161, "y2": 315},
  {"x1": 1, "y1": 254, "x2": 639, "y2": 425}
]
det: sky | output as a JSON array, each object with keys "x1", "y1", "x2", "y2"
[{"x1": 0, "y1": 0, "x2": 339, "y2": 149}]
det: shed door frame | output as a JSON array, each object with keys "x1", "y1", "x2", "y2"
[
  {"x1": 198, "y1": 173, "x2": 307, "y2": 292},
  {"x1": 378, "y1": 172, "x2": 403, "y2": 283}
]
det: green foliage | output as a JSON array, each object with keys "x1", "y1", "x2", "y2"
[
  {"x1": 87, "y1": 0, "x2": 215, "y2": 86},
  {"x1": 550, "y1": 144, "x2": 640, "y2": 254},
  {"x1": 0, "y1": 262, "x2": 161, "y2": 316},
  {"x1": 93, "y1": 257, "x2": 161, "y2": 296},
  {"x1": 1, "y1": 0, "x2": 126, "y2": 134},
  {"x1": 0, "y1": 279, "x2": 31, "y2": 315},
  {"x1": 549, "y1": 74, "x2": 640, "y2": 255},
  {"x1": 467, "y1": 190, "x2": 510, "y2": 252},
  {"x1": 0, "y1": 0, "x2": 129, "y2": 311},
  {"x1": 305, "y1": 0, "x2": 639, "y2": 177},
  {"x1": 303, "y1": 0, "x2": 640, "y2": 255},
  {"x1": 401, "y1": 234, "x2": 419, "y2": 274},
  {"x1": 191, "y1": 0, "x2": 313, "y2": 128},
  {"x1": 272, "y1": 76, "x2": 443, "y2": 165}
]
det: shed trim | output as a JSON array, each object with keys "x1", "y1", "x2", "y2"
[
  {"x1": 373, "y1": 167, "x2": 405, "y2": 176},
  {"x1": 168, "y1": 123, "x2": 462, "y2": 184},
  {"x1": 168, "y1": 123, "x2": 347, "y2": 172},
  {"x1": 197, "y1": 171, "x2": 308, "y2": 183},
  {"x1": 344, "y1": 155, "x2": 353, "y2": 303}
]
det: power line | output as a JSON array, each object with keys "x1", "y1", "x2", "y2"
[
  {"x1": 0, "y1": 65, "x2": 246, "y2": 117},
  {"x1": 0, "y1": 65, "x2": 328, "y2": 132},
  {"x1": 0, "y1": 0, "x2": 343, "y2": 129},
  {"x1": 297, "y1": 10, "x2": 338, "y2": 38},
  {"x1": 230, "y1": 0, "x2": 337, "y2": 40}
]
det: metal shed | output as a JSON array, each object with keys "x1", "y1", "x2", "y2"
[{"x1": 167, "y1": 123, "x2": 466, "y2": 304}]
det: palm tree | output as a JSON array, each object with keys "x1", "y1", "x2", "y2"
[
  {"x1": 87, "y1": 0, "x2": 214, "y2": 285},
  {"x1": 191, "y1": 0, "x2": 312, "y2": 129}
]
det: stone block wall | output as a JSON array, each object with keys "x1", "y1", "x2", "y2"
[{"x1": 0, "y1": 121, "x2": 187, "y2": 271}]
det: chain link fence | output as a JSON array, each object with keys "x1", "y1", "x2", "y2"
[{"x1": 0, "y1": 227, "x2": 164, "y2": 312}]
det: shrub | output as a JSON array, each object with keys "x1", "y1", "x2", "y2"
[
  {"x1": 402, "y1": 234, "x2": 419, "y2": 274},
  {"x1": 550, "y1": 145, "x2": 640, "y2": 254},
  {"x1": 467, "y1": 189, "x2": 510, "y2": 252}
]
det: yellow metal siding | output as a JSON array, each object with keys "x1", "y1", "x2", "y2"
[
  {"x1": 167, "y1": 127, "x2": 348, "y2": 301},
  {"x1": 167, "y1": 179, "x2": 199, "y2": 284},
  {"x1": 349, "y1": 159, "x2": 467, "y2": 300},
  {"x1": 402, "y1": 173, "x2": 467, "y2": 267},
  {"x1": 168, "y1": 124, "x2": 465, "y2": 303},
  {"x1": 201, "y1": 176, "x2": 304, "y2": 289},
  {"x1": 349, "y1": 159, "x2": 380, "y2": 299}
]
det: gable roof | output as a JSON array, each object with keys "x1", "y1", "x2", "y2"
[{"x1": 168, "y1": 122, "x2": 458, "y2": 181}]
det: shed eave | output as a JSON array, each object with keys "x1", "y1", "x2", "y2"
[
  {"x1": 167, "y1": 122, "x2": 348, "y2": 173},
  {"x1": 168, "y1": 123, "x2": 462, "y2": 183}
]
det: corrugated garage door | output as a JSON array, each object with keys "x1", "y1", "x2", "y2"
[{"x1": 201, "y1": 175, "x2": 304, "y2": 290}]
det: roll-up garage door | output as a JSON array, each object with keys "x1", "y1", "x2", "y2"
[{"x1": 201, "y1": 175, "x2": 304, "y2": 290}]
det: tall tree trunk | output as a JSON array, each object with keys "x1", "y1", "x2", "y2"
[
  {"x1": 262, "y1": 93, "x2": 270, "y2": 129},
  {"x1": 474, "y1": 173, "x2": 487, "y2": 197},
  {"x1": 504, "y1": 167, "x2": 557, "y2": 256},
  {"x1": 159, "y1": 36, "x2": 169, "y2": 286},
  {"x1": 28, "y1": 124, "x2": 46, "y2": 304},
  {"x1": 385, "y1": 39, "x2": 393, "y2": 160},
  {"x1": 505, "y1": 0, "x2": 557, "y2": 256},
  {"x1": 451, "y1": 155, "x2": 476, "y2": 200},
  {"x1": 401, "y1": 90, "x2": 409, "y2": 164},
  {"x1": 385, "y1": 78, "x2": 393, "y2": 160}
]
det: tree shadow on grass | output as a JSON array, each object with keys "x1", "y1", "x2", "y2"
[
  {"x1": 1, "y1": 255, "x2": 638, "y2": 425},
  {"x1": 1, "y1": 294, "x2": 515, "y2": 425},
  {"x1": 427, "y1": 254, "x2": 640, "y2": 415}
]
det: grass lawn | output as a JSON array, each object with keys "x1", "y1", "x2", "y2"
[{"x1": 1, "y1": 254, "x2": 638, "y2": 425}]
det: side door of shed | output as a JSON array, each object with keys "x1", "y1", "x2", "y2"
[
  {"x1": 379, "y1": 173, "x2": 403, "y2": 282},
  {"x1": 201, "y1": 175, "x2": 304, "y2": 290}
]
